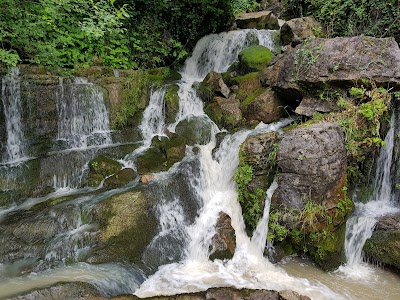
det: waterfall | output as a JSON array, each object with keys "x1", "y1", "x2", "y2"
[
  {"x1": 133, "y1": 29, "x2": 339, "y2": 299},
  {"x1": 1, "y1": 67, "x2": 26, "y2": 163},
  {"x1": 169, "y1": 29, "x2": 278, "y2": 131},
  {"x1": 139, "y1": 88, "x2": 167, "y2": 144},
  {"x1": 57, "y1": 77, "x2": 112, "y2": 149},
  {"x1": 339, "y1": 111, "x2": 400, "y2": 276}
]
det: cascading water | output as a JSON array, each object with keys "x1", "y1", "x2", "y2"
[
  {"x1": 339, "y1": 110, "x2": 400, "y2": 276},
  {"x1": 169, "y1": 29, "x2": 278, "y2": 131},
  {"x1": 1, "y1": 67, "x2": 26, "y2": 163},
  {"x1": 133, "y1": 29, "x2": 340, "y2": 299},
  {"x1": 57, "y1": 77, "x2": 112, "y2": 149}
]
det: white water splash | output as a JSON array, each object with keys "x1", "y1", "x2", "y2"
[
  {"x1": 1, "y1": 67, "x2": 26, "y2": 163},
  {"x1": 57, "y1": 77, "x2": 112, "y2": 149},
  {"x1": 339, "y1": 111, "x2": 400, "y2": 277}
]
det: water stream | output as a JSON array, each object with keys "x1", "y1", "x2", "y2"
[
  {"x1": 339, "y1": 110, "x2": 400, "y2": 277},
  {"x1": 0, "y1": 29, "x2": 399, "y2": 300},
  {"x1": 1, "y1": 67, "x2": 26, "y2": 163}
]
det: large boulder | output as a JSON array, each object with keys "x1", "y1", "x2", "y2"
[
  {"x1": 281, "y1": 17, "x2": 324, "y2": 46},
  {"x1": 274, "y1": 122, "x2": 347, "y2": 209},
  {"x1": 236, "y1": 11, "x2": 280, "y2": 30},
  {"x1": 89, "y1": 190, "x2": 158, "y2": 264},
  {"x1": 262, "y1": 36, "x2": 400, "y2": 105},
  {"x1": 269, "y1": 122, "x2": 352, "y2": 270},
  {"x1": 209, "y1": 212, "x2": 236, "y2": 261},
  {"x1": 364, "y1": 213, "x2": 400, "y2": 270}
]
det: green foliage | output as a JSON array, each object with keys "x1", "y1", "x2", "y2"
[
  {"x1": 293, "y1": 38, "x2": 323, "y2": 80},
  {"x1": 282, "y1": 0, "x2": 400, "y2": 38},
  {"x1": 234, "y1": 156, "x2": 265, "y2": 232},
  {"x1": 230, "y1": 0, "x2": 260, "y2": 15},
  {"x1": 305, "y1": 85, "x2": 391, "y2": 183},
  {"x1": 0, "y1": 0, "x2": 130, "y2": 69}
]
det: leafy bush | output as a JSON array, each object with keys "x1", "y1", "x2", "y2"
[
  {"x1": 0, "y1": 0, "x2": 130, "y2": 69},
  {"x1": 282, "y1": 0, "x2": 400, "y2": 38}
]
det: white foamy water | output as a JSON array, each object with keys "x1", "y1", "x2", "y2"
[{"x1": 1, "y1": 67, "x2": 26, "y2": 163}]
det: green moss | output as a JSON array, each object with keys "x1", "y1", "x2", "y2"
[
  {"x1": 240, "y1": 87, "x2": 264, "y2": 109},
  {"x1": 364, "y1": 231, "x2": 400, "y2": 270},
  {"x1": 238, "y1": 45, "x2": 274, "y2": 74},
  {"x1": 164, "y1": 84, "x2": 180, "y2": 123},
  {"x1": 112, "y1": 68, "x2": 180, "y2": 129},
  {"x1": 87, "y1": 156, "x2": 122, "y2": 187}
]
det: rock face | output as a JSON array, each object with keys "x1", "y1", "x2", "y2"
[
  {"x1": 209, "y1": 212, "x2": 236, "y2": 261},
  {"x1": 281, "y1": 17, "x2": 324, "y2": 46},
  {"x1": 274, "y1": 122, "x2": 347, "y2": 209},
  {"x1": 262, "y1": 36, "x2": 400, "y2": 106},
  {"x1": 364, "y1": 213, "x2": 400, "y2": 270},
  {"x1": 236, "y1": 10, "x2": 280, "y2": 30}
]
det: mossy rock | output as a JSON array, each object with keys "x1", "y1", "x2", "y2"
[
  {"x1": 103, "y1": 168, "x2": 137, "y2": 188},
  {"x1": 238, "y1": 45, "x2": 274, "y2": 75},
  {"x1": 175, "y1": 116, "x2": 214, "y2": 145},
  {"x1": 89, "y1": 190, "x2": 158, "y2": 264},
  {"x1": 164, "y1": 84, "x2": 180, "y2": 123},
  {"x1": 136, "y1": 135, "x2": 186, "y2": 174},
  {"x1": 364, "y1": 229, "x2": 400, "y2": 270},
  {"x1": 87, "y1": 156, "x2": 122, "y2": 187},
  {"x1": 204, "y1": 99, "x2": 242, "y2": 131}
]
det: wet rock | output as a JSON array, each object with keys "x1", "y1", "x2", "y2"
[
  {"x1": 236, "y1": 10, "x2": 279, "y2": 30},
  {"x1": 88, "y1": 156, "x2": 123, "y2": 187},
  {"x1": 90, "y1": 288, "x2": 309, "y2": 300},
  {"x1": 237, "y1": 132, "x2": 281, "y2": 233},
  {"x1": 279, "y1": 290, "x2": 311, "y2": 300},
  {"x1": 140, "y1": 174, "x2": 156, "y2": 184},
  {"x1": 262, "y1": 36, "x2": 400, "y2": 105},
  {"x1": 103, "y1": 168, "x2": 136, "y2": 188},
  {"x1": 209, "y1": 212, "x2": 236, "y2": 261},
  {"x1": 196, "y1": 72, "x2": 230, "y2": 101},
  {"x1": 205, "y1": 96, "x2": 242, "y2": 130},
  {"x1": 238, "y1": 45, "x2": 275, "y2": 74},
  {"x1": 274, "y1": 122, "x2": 347, "y2": 210},
  {"x1": 175, "y1": 116, "x2": 214, "y2": 146},
  {"x1": 9, "y1": 282, "x2": 101, "y2": 300},
  {"x1": 364, "y1": 213, "x2": 400, "y2": 270},
  {"x1": 89, "y1": 190, "x2": 158, "y2": 264},
  {"x1": 281, "y1": 17, "x2": 324, "y2": 47},
  {"x1": 164, "y1": 84, "x2": 180, "y2": 123},
  {"x1": 136, "y1": 135, "x2": 186, "y2": 174},
  {"x1": 243, "y1": 88, "x2": 284, "y2": 124}
]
